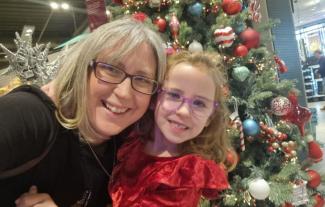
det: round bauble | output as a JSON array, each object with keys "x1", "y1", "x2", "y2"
[
  {"x1": 188, "y1": 2, "x2": 203, "y2": 16},
  {"x1": 232, "y1": 66, "x2": 250, "y2": 82},
  {"x1": 243, "y1": 119, "x2": 260, "y2": 136},
  {"x1": 308, "y1": 140, "x2": 323, "y2": 162},
  {"x1": 248, "y1": 178, "x2": 270, "y2": 200},
  {"x1": 234, "y1": 44, "x2": 249, "y2": 57},
  {"x1": 188, "y1": 40, "x2": 203, "y2": 52},
  {"x1": 222, "y1": 0, "x2": 242, "y2": 15},
  {"x1": 313, "y1": 194, "x2": 325, "y2": 207},
  {"x1": 271, "y1": 96, "x2": 292, "y2": 116},
  {"x1": 240, "y1": 27, "x2": 260, "y2": 49},
  {"x1": 154, "y1": 17, "x2": 167, "y2": 32},
  {"x1": 307, "y1": 169, "x2": 321, "y2": 188}
]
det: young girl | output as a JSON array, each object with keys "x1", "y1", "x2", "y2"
[{"x1": 109, "y1": 51, "x2": 234, "y2": 207}]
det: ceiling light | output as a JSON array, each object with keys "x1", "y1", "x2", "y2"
[
  {"x1": 50, "y1": 2, "x2": 59, "y2": 10},
  {"x1": 314, "y1": 0, "x2": 320, "y2": 3},
  {"x1": 61, "y1": 2, "x2": 70, "y2": 10}
]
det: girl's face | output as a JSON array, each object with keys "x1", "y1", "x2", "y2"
[
  {"x1": 155, "y1": 62, "x2": 216, "y2": 146},
  {"x1": 87, "y1": 43, "x2": 157, "y2": 142}
]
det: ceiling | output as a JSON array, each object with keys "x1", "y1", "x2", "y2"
[
  {"x1": 292, "y1": 0, "x2": 325, "y2": 27},
  {"x1": 0, "y1": 0, "x2": 88, "y2": 68}
]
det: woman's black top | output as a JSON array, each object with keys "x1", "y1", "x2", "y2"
[{"x1": 0, "y1": 85, "x2": 123, "y2": 206}]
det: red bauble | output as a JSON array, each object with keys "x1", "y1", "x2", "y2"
[
  {"x1": 240, "y1": 27, "x2": 260, "y2": 49},
  {"x1": 282, "y1": 202, "x2": 293, "y2": 207},
  {"x1": 154, "y1": 17, "x2": 167, "y2": 32},
  {"x1": 307, "y1": 169, "x2": 321, "y2": 188},
  {"x1": 308, "y1": 140, "x2": 323, "y2": 162},
  {"x1": 222, "y1": 0, "x2": 242, "y2": 15},
  {"x1": 281, "y1": 93, "x2": 311, "y2": 136},
  {"x1": 234, "y1": 44, "x2": 249, "y2": 57},
  {"x1": 225, "y1": 149, "x2": 238, "y2": 167},
  {"x1": 314, "y1": 194, "x2": 325, "y2": 207},
  {"x1": 132, "y1": 12, "x2": 148, "y2": 22}
]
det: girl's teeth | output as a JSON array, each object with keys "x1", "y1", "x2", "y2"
[{"x1": 170, "y1": 121, "x2": 187, "y2": 129}]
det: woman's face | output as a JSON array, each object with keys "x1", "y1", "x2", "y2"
[{"x1": 87, "y1": 43, "x2": 157, "y2": 141}]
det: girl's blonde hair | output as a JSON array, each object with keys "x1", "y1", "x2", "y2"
[
  {"x1": 166, "y1": 51, "x2": 234, "y2": 169},
  {"x1": 54, "y1": 17, "x2": 166, "y2": 139}
]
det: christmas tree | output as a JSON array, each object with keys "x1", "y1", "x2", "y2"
[{"x1": 106, "y1": 0, "x2": 325, "y2": 206}]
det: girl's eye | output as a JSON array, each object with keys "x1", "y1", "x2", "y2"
[
  {"x1": 166, "y1": 91, "x2": 182, "y2": 100},
  {"x1": 192, "y1": 99, "x2": 207, "y2": 108}
]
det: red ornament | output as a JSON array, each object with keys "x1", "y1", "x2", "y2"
[
  {"x1": 282, "y1": 202, "x2": 293, "y2": 207},
  {"x1": 214, "y1": 27, "x2": 235, "y2": 48},
  {"x1": 274, "y1": 56, "x2": 288, "y2": 73},
  {"x1": 154, "y1": 17, "x2": 167, "y2": 32},
  {"x1": 225, "y1": 149, "x2": 238, "y2": 168},
  {"x1": 212, "y1": 4, "x2": 220, "y2": 13},
  {"x1": 313, "y1": 194, "x2": 325, "y2": 207},
  {"x1": 169, "y1": 13, "x2": 180, "y2": 39},
  {"x1": 112, "y1": 0, "x2": 123, "y2": 5},
  {"x1": 234, "y1": 44, "x2": 249, "y2": 57},
  {"x1": 132, "y1": 12, "x2": 148, "y2": 22},
  {"x1": 307, "y1": 169, "x2": 321, "y2": 188},
  {"x1": 281, "y1": 93, "x2": 311, "y2": 136},
  {"x1": 308, "y1": 139, "x2": 323, "y2": 162},
  {"x1": 222, "y1": 0, "x2": 242, "y2": 15},
  {"x1": 240, "y1": 27, "x2": 260, "y2": 49}
]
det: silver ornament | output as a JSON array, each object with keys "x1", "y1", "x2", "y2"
[{"x1": 0, "y1": 32, "x2": 62, "y2": 85}]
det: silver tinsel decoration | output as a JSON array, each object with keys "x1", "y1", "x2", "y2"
[{"x1": 0, "y1": 32, "x2": 61, "y2": 85}]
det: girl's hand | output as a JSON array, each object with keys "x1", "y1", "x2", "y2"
[{"x1": 15, "y1": 186, "x2": 58, "y2": 207}]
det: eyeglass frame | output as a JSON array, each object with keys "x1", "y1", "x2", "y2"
[
  {"x1": 158, "y1": 88, "x2": 219, "y2": 118},
  {"x1": 89, "y1": 60, "x2": 159, "y2": 95}
]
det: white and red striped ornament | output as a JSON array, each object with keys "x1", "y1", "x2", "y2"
[
  {"x1": 214, "y1": 27, "x2": 235, "y2": 48},
  {"x1": 233, "y1": 117, "x2": 245, "y2": 151}
]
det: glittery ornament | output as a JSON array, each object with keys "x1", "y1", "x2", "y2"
[
  {"x1": 214, "y1": 27, "x2": 235, "y2": 48},
  {"x1": 0, "y1": 32, "x2": 61, "y2": 85},
  {"x1": 307, "y1": 135, "x2": 323, "y2": 162},
  {"x1": 169, "y1": 13, "x2": 180, "y2": 39},
  {"x1": 282, "y1": 92, "x2": 311, "y2": 136},
  {"x1": 291, "y1": 180, "x2": 308, "y2": 206},
  {"x1": 249, "y1": 0, "x2": 262, "y2": 23},
  {"x1": 232, "y1": 66, "x2": 250, "y2": 82},
  {"x1": 271, "y1": 96, "x2": 291, "y2": 116},
  {"x1": 132, "y1": 12, "x2": 148, "y2": 22}
]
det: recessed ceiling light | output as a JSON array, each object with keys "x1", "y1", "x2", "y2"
[
  {"x1": 50, "y1": 2, "x2": 59, "y2": 10},
  {"x1": 61, "y1": 2, "x2": 70, "y2": 10}
]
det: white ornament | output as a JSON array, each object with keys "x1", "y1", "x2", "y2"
[
  {"x1": 271, "y1": 96, "x2": 291, "y2": 116},
  {"x1": 248, "y1": 178, "x2": 270, "y2": 200},
  {"x1": 214, "y1": 27, "x2": 235, "y2": 48},
  {"x1": 188, "y1": 40, "x2": 203, "y2": 52},
  {"x1": 149, "y1": 0, "x2": 161, "y2": 8},
  {"x1": 291, "y1": 180, "x2": 308, "y2": 206}
]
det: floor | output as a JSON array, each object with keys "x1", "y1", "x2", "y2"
[{"x1": 307, "y1": 101, "x2": 325, "y2": 190}]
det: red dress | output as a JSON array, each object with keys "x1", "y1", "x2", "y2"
[{"x1": 109, "y1": 134, "x2": 230, "y2": 207}]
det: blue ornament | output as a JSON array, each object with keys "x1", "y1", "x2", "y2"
[
  {"x1": 234, "y1": 22, "x2": 246, "y2": 34},
  {"x1": 188, "y1": 2, "x2": 203, "y2": 17},
  {"x1": 243, "y1": 119, "x2": 260, "y2": 136}
]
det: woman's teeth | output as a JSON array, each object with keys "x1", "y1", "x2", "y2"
[{"x1": 104, "y1": 102, "x2": 128, "y2": 114}]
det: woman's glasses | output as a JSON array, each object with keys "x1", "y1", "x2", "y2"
[
  {"x1": 159, "y1": 88, "x2": 218, "y2": 118},
  {"x1": 90, "y1": 60, "x2": 159, "y2": 95}
]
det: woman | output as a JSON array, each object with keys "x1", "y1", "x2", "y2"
[{"x1": 0, "y1": 17, "x2": 166, "y2": 206}]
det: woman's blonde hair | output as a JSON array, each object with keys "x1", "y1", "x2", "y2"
[
  {"x1": 165, "y1": 51, "x2": 234, "y2": 168},
  {"x1": 54, "y1": 17, "x2": 166, "y2": 139}
]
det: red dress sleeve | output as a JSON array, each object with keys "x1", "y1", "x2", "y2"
[{"x1": 109, "y1": 133, "x2": 230, "y2": 207}]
